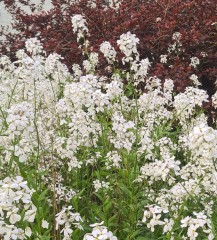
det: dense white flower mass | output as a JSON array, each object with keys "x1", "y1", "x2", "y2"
[{"x1": 0, "y1": 16, "x2": 216, "y2": 239}]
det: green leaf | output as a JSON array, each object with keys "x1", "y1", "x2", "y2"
[
  {"x1": 38, "y1": 189, "x2": 49, "y2": 201},
  {"x1": 118, "y1": 183, "x2": 132, "y2": 197}
]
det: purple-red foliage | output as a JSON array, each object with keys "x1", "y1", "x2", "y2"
[{"x1": 1, "y1": 0, "x2": 216, "y2": 95}]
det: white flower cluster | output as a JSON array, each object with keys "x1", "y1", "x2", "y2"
[
  {"x1": 83, "y1": 52, "x2": 99, "y2": 73},
  {"x1": 131, "y1": 58, "x2": 151, "y2": 85},
  {"x1": 167, "y1": 32, "x2": 182, "y2": 54},
  {"x1": 138, "y1": 136, "x2": 179, "y2": 184},
  {"x1": 142, "y1": 205, "x2": 172, "y2": 233},
  {"x1": 56, "y1": 206, "x2": 83, "y2": 240},
  {"x1": 71, "y1": 14, "x2": 89, "y2": 42},
  {"x1": 137, "y1": 128, "x2": 154, "y2": 160},
  {"x1": 181, "y1": 212, "x2": 214, "y2": 240},
  {"x1": 4, "y1": 102, "x2": 35, "y2": 163},
  {"x1": 6, "y1": 102, "x2": 34, "y2": 139},
  {"x1": 0, "y1": 55, "x2": 11, "y2": 66},
  {"x1": 110, "y1": 112, "x2": 135, "y2": 152},
  {"x1": 139, "y1": 155, "x2": 180, "y2": 184},
  {"x1": 83, "y1": 222, "x2": 117, "y2": 240},
  {"x1": 137, "y1": 77, "x2": 173, "y2": 129},
  {"x1": 72, "y1": 63, "x2": 82, "y2": 79},
  {"x1": 117, "y1": 32, "x2": 140, "y2": 64},
  {"x1": 0, "y1": 176, "x2": 36, "y2": 240},
  {"x1": 106, "y1": 0, "x2": 122, "y2": 9},
  {"x1": 190, "y1": 57, "x2": 200, "y2": 68},
  {"x1": 44, "y1": 53, "x2": 63, "y2": 75},
  {"x1": 174, "y1": 87, "x2": 209, "y2": 125},
  {"x1": 190, "y1": 74, "x2": 201, "y2": 86},
  {"x1": 163, "y1": 78, "x2": 174, "y2": 103},
  {"x1": 105, "y1": 151, "x2": 122, "y2": 169},
  {"x1": 160, "y1": 54, "x2": 167, "y2": 64},
  {"x1": 172, "y1": 32, "x2": 182, "y2": 42},
  {"x1": 25, "y1": 37, "x2": 43, "y2": 55},
  {"x1": 54, "y1": 178, "x2": 77, "y2": 203},
  {"x1": 100, "y1": 41, "x2": 117, "y2": 63},
  {"x1": 105, "y1": 78, "x2": 123, "y2": 100},
  {"x1": 93, "y1": 180, "x2": 110, "y2": 192},
  {"x1": 188, "y1": 123, "x2": 217, "y2": 160}
]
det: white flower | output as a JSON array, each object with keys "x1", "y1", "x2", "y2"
[
  {"x1": 89, "y1": 52, "x2": 99, "y2": 69},
  {"x1": 72, "y1": 64, "x2": 82, "y2": 79},
  {"x1": 190, "y1": 57, "x2": 200, "y2": 68},
  {"x1": 93, "y1": 180, "x2": 110, "y2": 192},
  {"x1": 163, "y1": 219, "x2": 174, "y2": 233},
  {"x1": 200, "y1": 52, "x2": 208, "y2": 57},
  {"x1": 45, "y1": 53, "x2": 63, "y2": 75},
  {"x1": 24, "y1": 205, "x2": 37, "y2": 222},
  {"x1": 110, "y1": 112, "x2": 136, "y2": 152},
  {"x1": 160, "y1": 55, "x2": 167, "y2": 64},
  {"x1": 83, "y1": 60, "x2": 93, "y2": 73},
  {"x1": 142, "y1": 210, "x2": 151, "y2": 223},
  {"x1": 42, "y1": 219, "x2": 49, "y2": 229},
  {"x1": 90, "y1": 221, "x2": 104, "y2": 227},
  {"x1": 208, "y1": 233, "x2": 214, "y2": 240},
  {"x1": 172, "y1": 32, "x2": 182, "y2": 42},
  {"x1": 190, "y1": 74, "x2": 201, "y2": 86},
  {"x1": 174, "y1": 87, "x2": 208, "y2": 124},
  {"x1": 132, "y1": 58, "x2": 151, "y2": 85},
  {"x1": 187, "y1": 225, "x2": 198, "y2": 239},
  {"x1": 181, "y1": 216, "x2": 193, "y2": 228},
  {"x1": 147, "y1": 214, "x2": 165, "y2": 232},
  {"x1": 11, "y1": 228, "x2": 25, "y2": 240},
  {"x1": 7, "y1": 208, "x2": 21, "y2": 224},
  {"x1": 25, "y1": 227, "x2": 32, "y2": 237}
]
